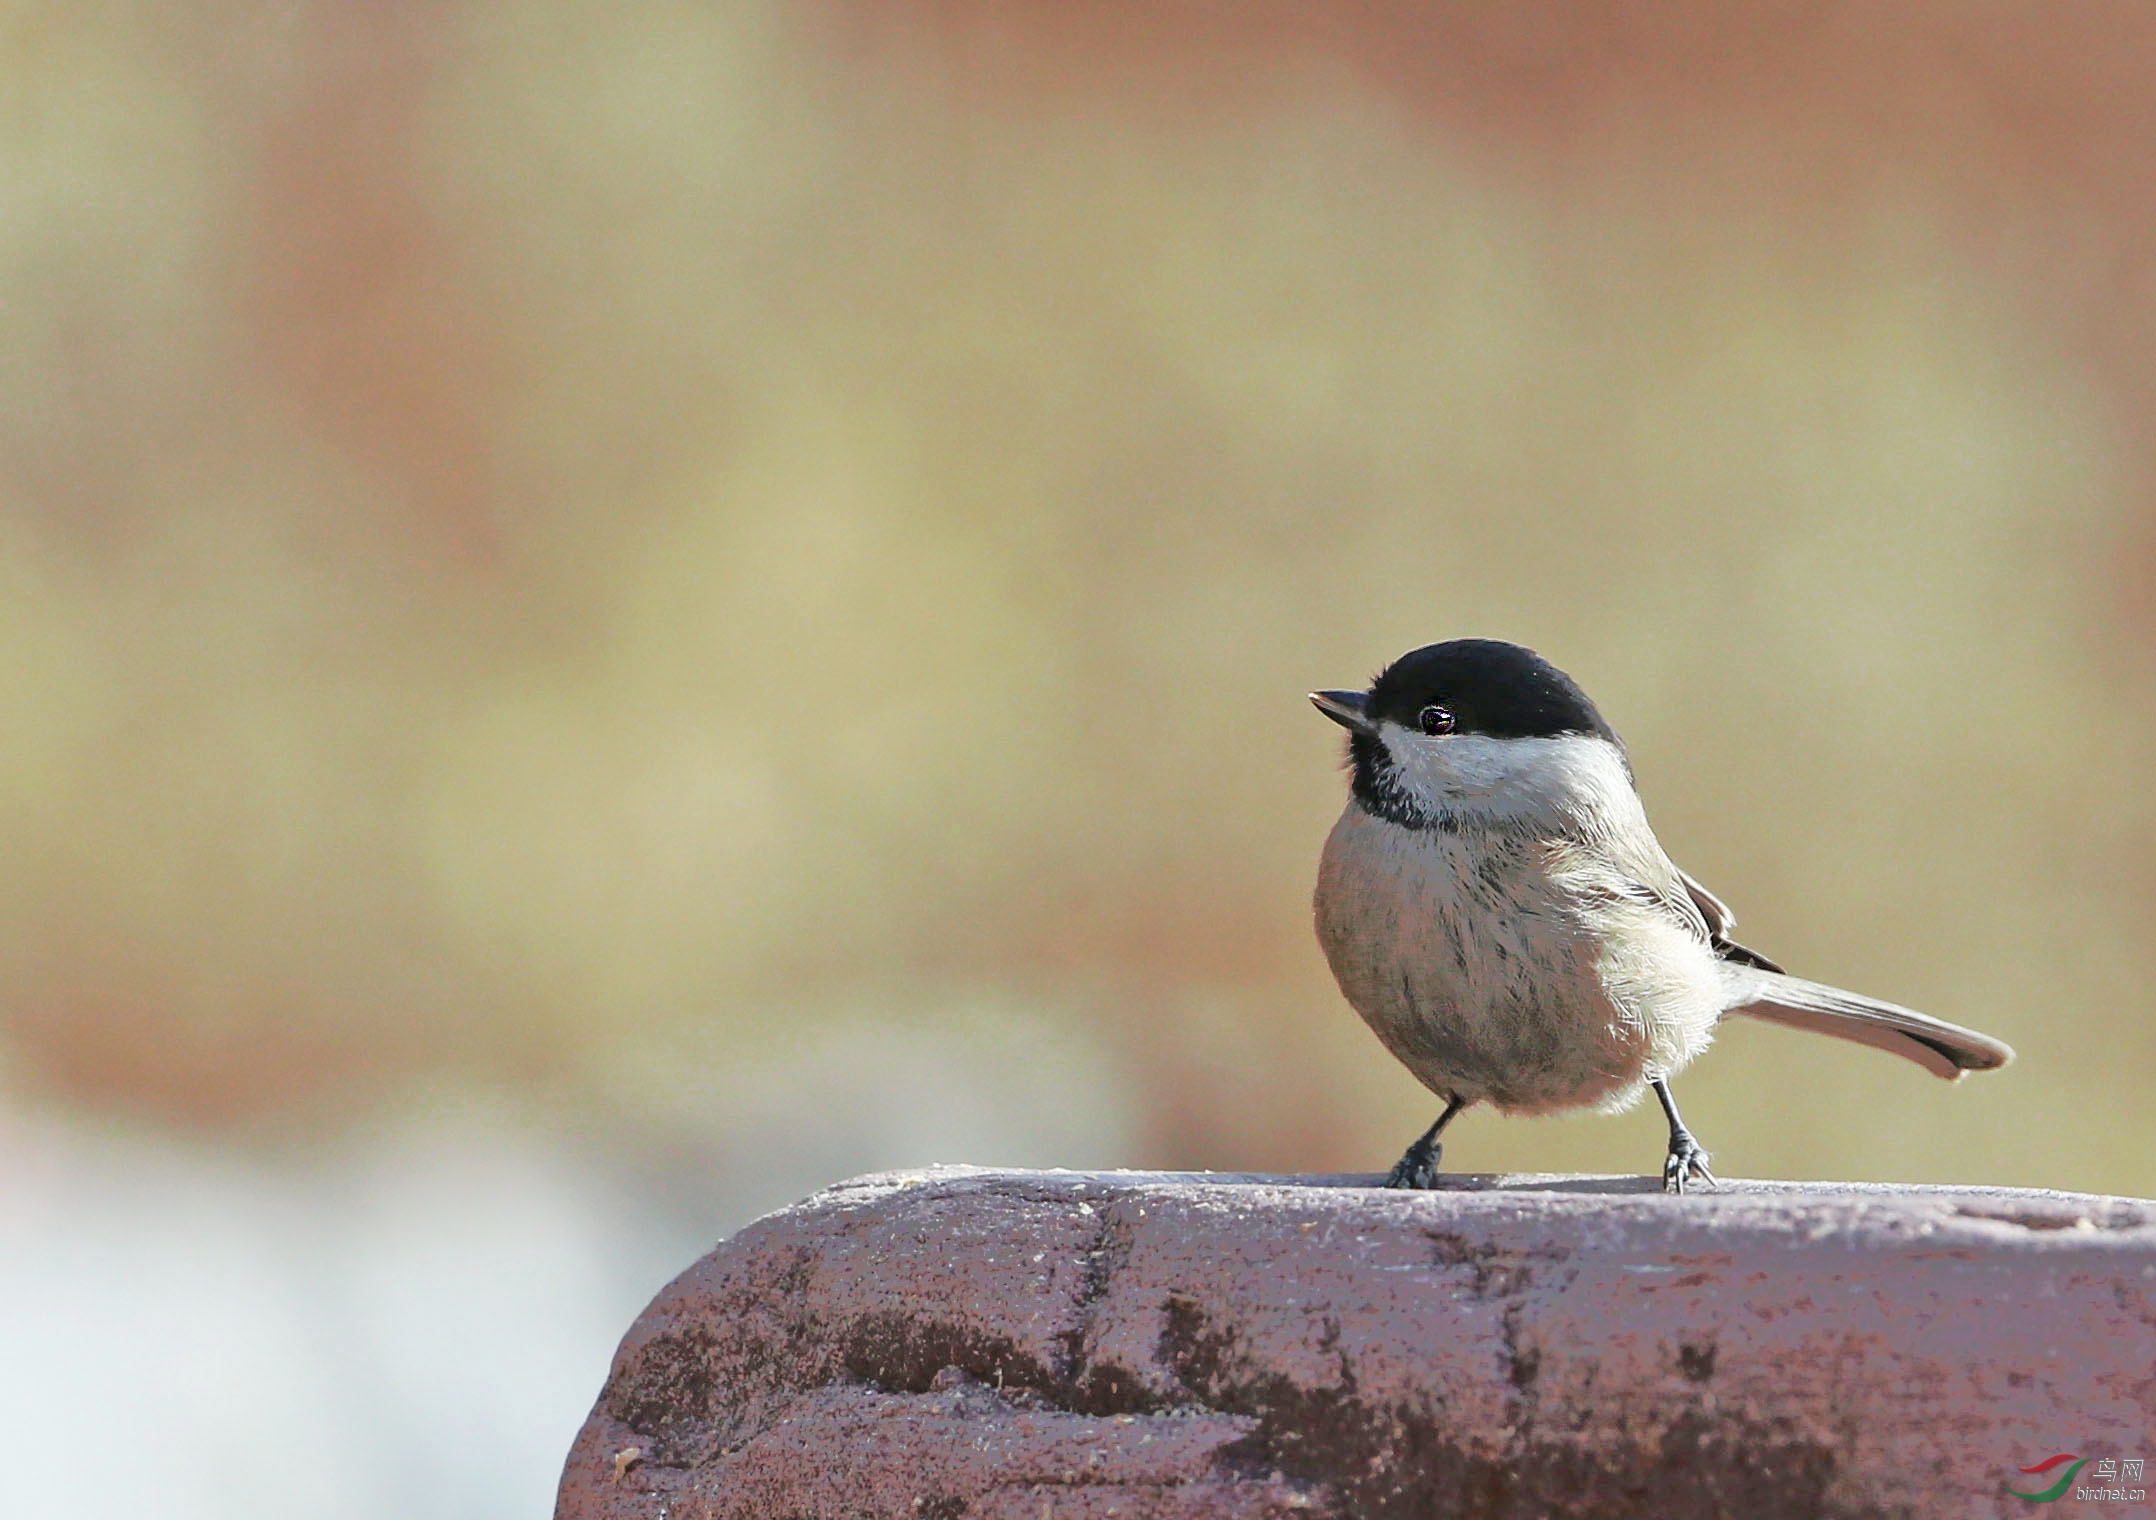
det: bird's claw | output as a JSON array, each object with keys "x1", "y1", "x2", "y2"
[
  {"x1": 1384, "y1": 1137, "x2": 1444, "y2": 1190},
  {"x1": 1663, "y1": 1131, "x2": 1716, "y2": 1195}
]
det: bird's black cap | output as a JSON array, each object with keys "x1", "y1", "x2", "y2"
[
  {"x1": 1362, "y1": 639, "x2": 1618, "y2": 744},
  {"x1": 1317, "y1": 640, "x2": 1624, "y2": 825}
]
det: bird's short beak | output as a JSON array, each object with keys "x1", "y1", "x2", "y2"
[{"x1": 1309, "y1": 690, "x2": 1376, "y2": 736}]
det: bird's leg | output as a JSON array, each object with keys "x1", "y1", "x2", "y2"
[
  {"x1": 1653, "y1": 1077, "x2": 1715, "y2": 1194},
  {"x1": 1383, "y1": 1093, "x2": 1468, "y2": 1190}
]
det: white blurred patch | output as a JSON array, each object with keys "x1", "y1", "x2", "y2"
[
  {"x1": 597, "y1": 996, "x2": 1143, "y2": 1227},
  {"x1": 0, "y1": 1003, "x2": 1135, "y2": 1520}
]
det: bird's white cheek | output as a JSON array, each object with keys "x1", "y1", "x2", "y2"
[
  {"x1": 1378, "y1": 729, "x2": 1604, "y2": 811},
  {"x1": 1375, "y1": 729, "x2": 1467, "y2": 811}
]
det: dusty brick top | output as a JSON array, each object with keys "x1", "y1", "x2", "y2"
[{"x1": 557, "y1": 1168, "x2": 2156, "y2": 1519}]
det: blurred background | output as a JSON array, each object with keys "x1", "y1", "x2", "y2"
[{"x1": 3, "y1": 2, "x2": 2155, "y2": 1514}]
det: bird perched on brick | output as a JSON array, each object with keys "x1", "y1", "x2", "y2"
[{"x1": 1310, "y1": 639, "x2": 2012, "y2": 1192}]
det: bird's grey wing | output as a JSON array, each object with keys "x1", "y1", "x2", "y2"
[
  {"x1": 1678, "y1": 869, "x2": 1736, "y2": 937},
  {"x1": 1677, "y1": 868, "x2": 1784, "y2": 973},
  {"x1": 1577, "y1": 840, "x2": 1747, "y2": 974}
]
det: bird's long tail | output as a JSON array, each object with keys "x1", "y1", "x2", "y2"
[{"x1": 1717, "y1": 964, "x2": 2014, "y2": 1080}]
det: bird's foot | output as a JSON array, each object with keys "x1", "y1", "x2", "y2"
[
  {"x1": 1662, "y1": 1129, "x2": 1716, "y2": 1194},
  {"x1": 1383, "y1": 1133, "x2": 1444, "y2": 1190}
]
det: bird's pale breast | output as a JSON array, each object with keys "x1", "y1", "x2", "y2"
[{"x1": 1314, "y1": 801, "x2": 1718, "y2": 1114}]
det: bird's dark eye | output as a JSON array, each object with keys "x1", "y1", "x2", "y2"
[{"x1": 1417, "y1": 705, "x2": 1456, "y2": 736}]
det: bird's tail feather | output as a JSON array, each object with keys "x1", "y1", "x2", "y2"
[{"x1": 1718, "y1": 965, "x2": 2014, "y2": 1080}]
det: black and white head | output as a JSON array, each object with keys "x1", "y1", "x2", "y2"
[{"x1": 1309, "y1": 640, "x2": 1633, "y2": 830}]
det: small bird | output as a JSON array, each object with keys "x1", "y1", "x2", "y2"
[{"x1": 1310, "y1": 639, "x2": 2013, "y2": 1193}]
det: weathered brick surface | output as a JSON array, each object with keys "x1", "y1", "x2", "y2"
[{"x1": 557, "y1": 1168, "x2": 2156, "y2": 1519}]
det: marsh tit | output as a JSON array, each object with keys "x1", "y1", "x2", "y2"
[{"x1": 1310, "y1": 639, "x2": 2012, "y2": 1193}]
